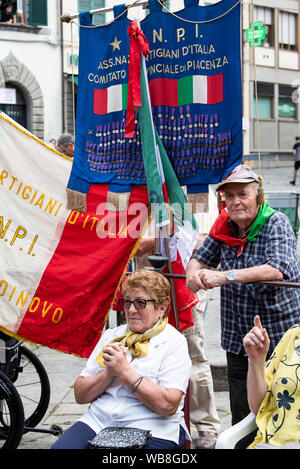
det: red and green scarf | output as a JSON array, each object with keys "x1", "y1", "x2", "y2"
[{"x1": 209, "y1": 202, "x2": 275, "y2": 256}]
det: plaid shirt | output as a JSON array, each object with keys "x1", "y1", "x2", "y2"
[{"x1": 193, "y1": 211, "x2": 300, "y2": 355}]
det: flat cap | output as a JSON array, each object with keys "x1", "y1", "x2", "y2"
[{"x1": 216, "y1": 164, "x2": 259, "y2": 191}]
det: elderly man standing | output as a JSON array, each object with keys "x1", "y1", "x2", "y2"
[{"x1": 186, "y1": 164, "x2": 300, "y2": 426}]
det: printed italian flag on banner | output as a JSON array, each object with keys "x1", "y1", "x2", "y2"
[
  {"x1": 0, "y1": 112, "x2": 149, "y2": 357},
  {"x1": 94, "y1": 83, "x2": 128, "y2": 115},
  {"x1": 94, "y1": 73, "x2": 223, "y2": 115},
  {"x1": 149, "y1": 73, "x2": 223, "y2": 107}
]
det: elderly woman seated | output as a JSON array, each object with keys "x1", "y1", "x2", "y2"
[
  {"x1": 52, "y1": 269, "x2": 191, "y2": 449},
  {"x1": 243, "y1": 315, "x2": 300, "y2": 449}
]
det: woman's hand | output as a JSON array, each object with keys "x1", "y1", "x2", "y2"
[
  {"x1": 243, "y1": 315, "x2": 270, "y2": 364},
  {"x1": 102, "y1": 342, "x2": 131, "y2": 377},
  {"x1": 103, "y1": 344, "x2": 184, "y2": 417},
  {"x1": 74, "y1": 343, "x2": 130, "y2": 404},
  {"x1": 244, "y1": 315, "x2": 269, "y2": 414}
]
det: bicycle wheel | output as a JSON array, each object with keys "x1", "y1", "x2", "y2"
[
  {"x1": 0, "y1": 370, "x2": 24, "y2": 449},
  {"x1": 15, "y1": 345, "x2": 50, "y2": 431}
]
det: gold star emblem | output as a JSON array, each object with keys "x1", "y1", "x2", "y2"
[{"x1": 110, "y1": 37, "x2": 122, "y2": 51}]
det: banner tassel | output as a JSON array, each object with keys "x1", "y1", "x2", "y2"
[{"x1": 66, "y1": 188, "x2": 87, "y2": 212}]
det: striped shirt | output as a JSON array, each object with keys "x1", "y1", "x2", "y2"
[{"x1": 193, "y1": 211, "x2": 300, "y2": 355}]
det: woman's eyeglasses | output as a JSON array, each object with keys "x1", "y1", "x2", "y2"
[{"x1": 118, "y1": 298, "x2": 156, "y2": 310}]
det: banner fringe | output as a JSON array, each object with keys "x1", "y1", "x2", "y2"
[
  {"x1": 106, "y1": 191, "x2": 130, "y2": 212},
  {"x1": 66, "y1": 188, "x2": 87, "y2": 212},
  {"x1": 0, "y1": 325, "x2": 37, "y2": 347}
]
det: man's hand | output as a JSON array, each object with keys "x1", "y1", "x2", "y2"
[
  {"x1": 186, "y1": 269, "x2": 207, "y2": 292},
  {"x1": 186, "y1": 258, "x2": 209, "y2": 292},
  {"x1": 186, "y1": 265, "x2": 227, "y2": 292},
  {"x1": 199, "y1": 269, "x2": 228, "y2": 289},
  {"x1": 187, "y1": 259, "x2": 283, "y2": 294}
]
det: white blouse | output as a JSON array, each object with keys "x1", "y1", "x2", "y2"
[{"x1": 79, "y1": 323, "x2": 191, "y2": 443}]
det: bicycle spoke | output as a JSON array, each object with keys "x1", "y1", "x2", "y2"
[
  {"x1": 17, "y1": 393, "x2": 39, "y2": 405},
  {"x1": 16, "y1": 380, "x2": 42, "y2": 388}
]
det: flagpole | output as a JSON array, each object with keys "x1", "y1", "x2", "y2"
[
  {"x1": 162, "y1": 273, "x2": 300, "y2": 289},
  {"x1": 138, "y1": 47, "x2": 181, "y2": 332},
  {"x1": 154, "y1": 223, "x2": 161, "y2": 256},
  {"x1": 61, "y1": 1, "x2": 150, "y2": 22},
  {"x1": 160, "y1": 226, "x2": 180, "y2": 331}
]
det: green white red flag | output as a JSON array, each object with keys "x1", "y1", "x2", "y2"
[
  {"x1": 137, "y1": 30, "x2": 199, "y2": 267},
  {"x1": 125, "y1": 22, "x2": 199, "y2": 330}
]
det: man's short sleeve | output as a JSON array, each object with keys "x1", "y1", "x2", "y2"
[{"x1": 264, "y1": 213, "x2": 299, "y2": 280}]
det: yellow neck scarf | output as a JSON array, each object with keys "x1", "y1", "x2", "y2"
[{"x1": 96, "y1": 317, "x2": 168, "y2": 367}]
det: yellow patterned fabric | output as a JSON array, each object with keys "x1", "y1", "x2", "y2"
[
  {"x1": 96, "y1": 317, "x2": 168, "y2": 367},
  {"x1": 248, "y1": 325, "x2": 300, "y2": 448}
]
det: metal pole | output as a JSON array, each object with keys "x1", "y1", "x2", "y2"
[
  {"x1": 61, "y1": 1, "x2": 150, "y2": 22},
  {"x1": 154, "y1": 223, "x2": 160, "y2": 256},
  {"x1": 161, "y1": 226, "x2": 180, "y2": 331},
  {"x1": 294, "y1": 193, "x2": 299, "y2": 235},
  {"x1": 162, "y1": 273, "x2": 300, "y2": 288}
]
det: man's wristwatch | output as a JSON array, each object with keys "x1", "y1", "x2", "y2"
[{"x1": 225, "y1": 270, "x2": 236, "y2": 283}]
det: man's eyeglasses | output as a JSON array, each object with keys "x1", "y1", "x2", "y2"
[{"x1": 118, "y1": 298, "x2": 156, "y2": 310}]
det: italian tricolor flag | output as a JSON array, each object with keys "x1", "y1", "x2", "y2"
[
  {"x1": 94, "y1": 83, "x2": 128, "y2": 115},
  {"x1": 149, "y1": 73, "x2": 223, "y2": 107}
]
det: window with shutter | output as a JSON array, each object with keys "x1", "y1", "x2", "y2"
[
  {"x1": 29, "y1": 0, "x2": 47, "y2": 26},
  {"x1": 278, "y1": 11, "x2": 297, "y2": 51},
  {"x1": 253, "y1": 6, "x2": 274, "y2": 47},
  {"x1": 78, "y1": 0, "x2": 92, "y2": 11}
]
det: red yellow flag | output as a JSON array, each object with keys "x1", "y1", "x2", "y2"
[{"x1": 0, "y1": 112, "x2": 149, "y2": 357}]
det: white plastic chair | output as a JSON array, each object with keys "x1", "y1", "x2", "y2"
[
  {"x1": 216, "y1": 412, "x2": 300, "y2": 449},
  {"x1": 215, "y1": 412, "x2": 257, "y2": 449}
]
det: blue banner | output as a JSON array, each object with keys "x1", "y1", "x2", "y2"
[
  {"x1": 67, "y1": 0, "x2": 242, "y2": 204},
  {"x1": 142, "y1": 0, "x2": 242, "y2": 193}
]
